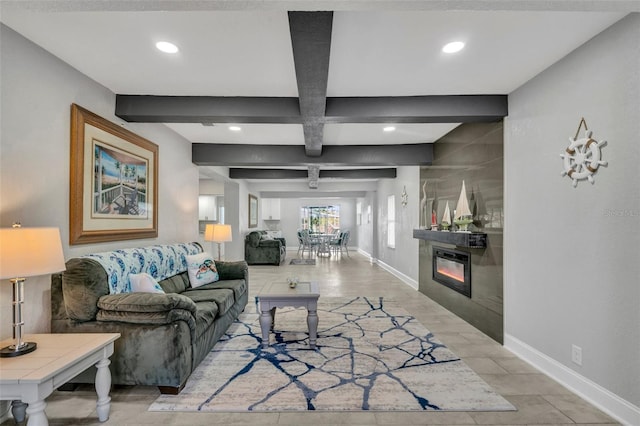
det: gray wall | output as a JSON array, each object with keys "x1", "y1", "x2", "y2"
[
  {"x1": 418, "y1": 122, "x2": 504, "y2": 342},
  {"x1": 504, "y1": 13, "x2": 639, "y2": 412},
  {"x1": 356, "y1": 192, "x2": 377, "y2": 258},
  {"x1": 0, "y1": 25, "x2": 200, "y2": 338},
  {"x1": 375, "y1": 166, "x2": 420, "y2": 287},
  {"x1": 223, "y1": 179, "x2": 243, "y2": 260}
]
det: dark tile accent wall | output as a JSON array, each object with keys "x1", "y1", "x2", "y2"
[{"x1": 418, "y1": 121, "x2": 504, "y2": 343}]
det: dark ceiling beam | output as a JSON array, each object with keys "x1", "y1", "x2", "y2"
[
  {"x1": 229, "y1": 167, "x2": 397, "y2": 179},
  {"x1": 261, "y1": 191, "x2": 368, "y2": 199},
  {"x1": 115, "y1": 95, "x2": 301, "y2": 123},
  {"x1": 288, "y1": 11, "x2": 333, "y2": 156},
  {"x1": 192, "y1": 143, "x2": 433, "y2": 166},
  {"x1": 320, "y1": 168, "x2": 397, "y2": 179},
  {"x1": 115, "y1": 94, "x2": 506, "y2": 124},
  {"x1": 229, "y1": 168, "x2": 308, "y2": 179},
  {"x1": 325, "y1": 95, "x2": 508, "y2": 123}
]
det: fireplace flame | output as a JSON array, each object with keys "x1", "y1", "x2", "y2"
[
  {"x1": 437, "y1": 268, "x2": 465, "y2": 283},
  {"x1": 436, "y1": 257, "x2": 465, "y2": 283}
]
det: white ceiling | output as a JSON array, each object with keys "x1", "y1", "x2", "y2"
[{"x1": 0, "y1": 2, "x2": 629, "y2": 187}]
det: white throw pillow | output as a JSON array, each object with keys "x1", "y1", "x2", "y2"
[
  {"x1": 186, "y1": 252, "x2": 219, "y2": 288},
  {"x1": 265, "y1": 230, "x2": 282, "y2": 239},
  {"x1": 129, "y1": 273, "x2": 165, "y2": 294}
]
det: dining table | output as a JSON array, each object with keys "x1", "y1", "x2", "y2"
[{"x1": 313, "y1": 233, "x2": 338, "y2": 257}]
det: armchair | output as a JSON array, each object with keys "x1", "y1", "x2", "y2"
[{"x1": 244, "y1": 231, "x2": 286, "y2": 265}]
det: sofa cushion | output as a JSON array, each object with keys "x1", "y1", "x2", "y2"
[
  {"x1": 158, "y1": 272, "x2": 190, "y2": 294},
  {"x1": 130, "y1": 273, "x2": 165, "y2": 293},
  {"x1": 186, "y1": 252, "x2": 220, "y2": 288},
  {"x1": 183, "y1": 288, "x2": 235, "y2": 316},
  {"x1": 193, "y1": 301, "x2": 219, "y2": 339},
  {"x1": 195, "y1": 279, "x2": 247, "y2": 301},
  {"x1": 98, "y1": 292, "x2": 197, "y2": 314}
]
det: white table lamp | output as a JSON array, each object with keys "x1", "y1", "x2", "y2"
[
  {"x1": 0, "y1": 225, "x2": 65, "y2": 357},
  {"x1": 204, "y1": 223, "x2": 233, "y2": 261}
]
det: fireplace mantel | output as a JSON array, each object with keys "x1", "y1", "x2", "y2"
[{"x1": 413, "y1": 229, "x2": 487, "y2": 248}]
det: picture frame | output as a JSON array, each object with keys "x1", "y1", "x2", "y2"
[
  {"x1": 248, "y1": 194, "x2": 258, "y2": 228},
  {"x1": 69, "y1": 104, "x2": 158, "y2": 245}
]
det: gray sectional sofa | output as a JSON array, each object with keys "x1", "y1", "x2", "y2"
[{"x1": 51, "y1": 242, "x2": 248, "y2": 394}]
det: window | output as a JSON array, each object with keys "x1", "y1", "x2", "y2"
[
  {"x1": 387, "y1": 195, "x2": 395, "y2": 248},
  {"x1": 300, "y1": 205, "x2": 340, "y2": 233}
]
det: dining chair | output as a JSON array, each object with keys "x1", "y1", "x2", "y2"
[
  {"x1": 296, "y1": 230, "x2": 304, "y2": 256},
  {"x1": 340, "y1": 230, "x2": 350, "y2": 257},
  {"x1": 300, "y1": 229, "x2": 319, "y2": 258},
  {"x1": 329, "y1": 232, "x2": 343, "y2": 255}
]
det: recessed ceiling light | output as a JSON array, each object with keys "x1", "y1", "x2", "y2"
[
  {"x1": 155, "y1": 41, "x2": 179, "y2": 54},
  {"x1": 383, "y1": 126, "x2": 396, "y2": 132},
  {"x1": 442, "y1": 41, "x2": 465, "y2": 54},
  {"x1": 229, "y1": 126, "x2": 242, "y2": 131}
]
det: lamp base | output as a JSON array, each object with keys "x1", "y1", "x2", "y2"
[{"x1": 0, "y1": 341, "x2": 37, "y2": 357}]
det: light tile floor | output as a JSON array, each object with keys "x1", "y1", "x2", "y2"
[{"x1": 2, "y1": 251, "x2": 619, "y2": 425}]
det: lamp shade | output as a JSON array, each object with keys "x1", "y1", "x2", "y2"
[
  {"x1": 204, "y1": 224, "x2": 233, "y2": 244},
  {"x1": 0, "y1": 227, "x2": 66, "y2": 279}
]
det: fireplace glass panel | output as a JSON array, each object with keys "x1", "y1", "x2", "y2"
[
  {"x1": 436, "y1": 257, "x2": 465, "y2": 283},
  {"x1": 432, "y1": 247, "x2": 471, "y2": 297}
]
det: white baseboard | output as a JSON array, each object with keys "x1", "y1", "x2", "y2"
[
  {"x1": 356, "y1": 248, "x2": 374, "y2": 262},
  {"x1": 505, "y1": 334, "x2": 640, "y2": 426},
  {"x1": 375, "y1": 259, "x2": 418, "y2": 290}
]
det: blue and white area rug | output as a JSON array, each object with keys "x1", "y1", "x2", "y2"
[{"x1": 149, "y1": 297, "x2": 515, "y2": 412}]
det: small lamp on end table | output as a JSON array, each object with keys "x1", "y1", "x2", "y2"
[
  {"x1": 204, "y1": 223, "x2": 233, "y2": 261},
  {"x1": 0, "y1": 224, "x2": 65, "y2": 357}
]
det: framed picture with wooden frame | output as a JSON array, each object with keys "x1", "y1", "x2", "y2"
[
  {"x1": 248, "y1": 194, "x2": 258, "y2": 228},
  {"x1": 69, "y1": 103, "x2": 158, "y2": 245}
]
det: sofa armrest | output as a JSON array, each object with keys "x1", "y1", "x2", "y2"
[
  {"x1": 257, "y1": 239, "x2": 282, "y2": 248},
  {"x1": 215, "y1": 260, "x2": 249, "y2": 281},
  {"x1": 96, "y1": 308, "x2": 195, "y2": 326},
  {"x1": 97, "y1": 293, "x2": 197, "y2": 314}
]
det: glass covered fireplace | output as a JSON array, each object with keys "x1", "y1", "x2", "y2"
[{"x1": 432, "y1": 247, "x2": 471, "y2": 297}]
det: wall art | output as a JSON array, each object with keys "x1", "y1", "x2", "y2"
[{"x1": 70, "y1": 104, "x2": 158, "y2": 244}]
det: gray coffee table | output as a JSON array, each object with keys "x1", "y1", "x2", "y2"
[{"x1": 257, "y1": 281, "x2": 320, "y2": 349}]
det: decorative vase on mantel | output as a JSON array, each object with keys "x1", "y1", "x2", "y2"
[{"x1": 453, "y1": 180, "x2": 473, "y2": 233}]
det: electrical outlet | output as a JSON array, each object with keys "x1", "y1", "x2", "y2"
[{"x1": 571, "y1": 344, "x2": 582, "y2": 366}]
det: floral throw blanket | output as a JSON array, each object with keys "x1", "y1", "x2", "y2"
[{"x1": 81, "y1": 242, "x2": 201, "y2": 294}]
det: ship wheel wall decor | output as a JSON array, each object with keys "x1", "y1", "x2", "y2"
[{"x1": 560, "y1": 118, "x2": 608, "y2": 187}]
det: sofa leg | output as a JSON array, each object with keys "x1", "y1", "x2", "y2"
[{"x1": 158, "y1": 384, "x2": 184, "y2": 395}]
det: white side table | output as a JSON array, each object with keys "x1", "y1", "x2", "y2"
[
  {"x1": 0, "y1": 333, "x2": 120, "y2": 426},
  {"x1": 257, "y1": 281, "x2": 320, "y2": 348}
]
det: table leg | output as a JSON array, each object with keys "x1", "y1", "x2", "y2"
[
  {"x1": 269, "y1": 307, "x2": 277, "y2": 330},
  {"x1": 11, "y1": 400, "x2": 27, "y2": 423},
  {"x1": 95, "y1": 357, "x2": 112, "y2": 422},
  {"x1": 25, "y1": 400, "x2": 47, "y2": 426},
  {"x1": 307, "y1": 309, "x2": 318, "y2": 349},
  {"x1": 260, "y1": 307, "x2": 272, "y2": 348}
]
